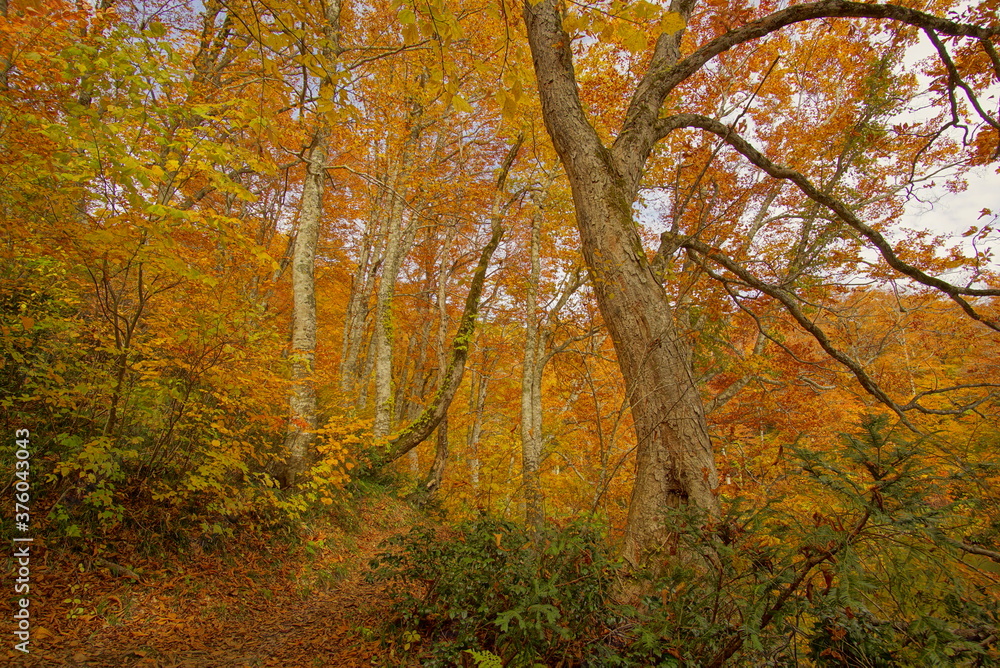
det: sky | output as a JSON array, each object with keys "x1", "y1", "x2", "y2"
[{"x1": 903, "y1": 165, "x2": 998, "y2": 236}]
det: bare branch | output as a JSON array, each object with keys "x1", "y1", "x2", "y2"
[{"x1": 945, "y1": 537, "x2": 1000, "y2": 563}]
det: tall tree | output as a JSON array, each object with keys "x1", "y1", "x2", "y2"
[
  {"x1": 281, "y1": 0, "x2": 342, "y2": 487},
  {"x1": 521, "y1": 0, "x2": 1000, "y2": 566}
]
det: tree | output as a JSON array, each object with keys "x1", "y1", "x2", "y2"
[
  {"x1": 521, "y1": 0, "x2": 1000, "y2": 566},
  {"x1": 268, "y1": 0, "x2": 342, "y2": 488}
]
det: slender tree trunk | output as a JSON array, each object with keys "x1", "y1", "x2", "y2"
[
  {"x1": 521, "y1": 208, "x2": 544, "y2": 529},
  {"x1": 375, "y1": 206, "x2": 504, "y2": 467},
  {"x1": 372, "y1": 160, "x2": 405, "y2": 440},
  {"x1": 372, "y1": 142, "x2": 420, "y2": 440},
  {"x1": 280, "y1": 0, "x2": 341, "y2": 488},
  {"x1": 422, "y1": 227, "x2": 457, "y2": 496},
  {"x1": 466, "y1": 369, "x2": 486, "y2": 490},
  {"x1": 339, "y1": 206, "x2": 381, "y2": 399},
  {"x1": 281, "y1": 127, "x2": 327, "y2": 488},
  {"x1": 375, "y1": 135, "x2": 522, "y2": 468}
]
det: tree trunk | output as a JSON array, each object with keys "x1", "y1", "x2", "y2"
[
  {"x1": 375, "y1": 203, "x2": 504, "y2": 467},
  {"x1": 372, "y1": 159, "x2": 408, "y2": 440},
  {"x1": 339, "y1": 203, "x2": 381, "y2": 400},
  {"x1": 520, "y1": 207, "x2": 544, "y2": 530},
  {"x1": 278, "y1": 0, "x2": 341, "y2": 489},
  {"x1": 421, "y1": 226, "x2": 458, "y2": 496},
  {"x1": 523, "y1": 0, "x2": 719, "y2": 567},
  {"x1": 375, "y1": 135, "x2": 522, "y2": 468},
  {"x1": 280, "y1": 127, "x2": 327, "y2": 488},
  {"x1": 372, "y1": 133, "x2": 421, "y2": 440},
  {"x1": 579, "y1": 174, "x2": 720, "y2": 565},
  {"x1": 422, "y1": 416, "x2": 448, "y2": 495},
  {"x1": 466, "y1": 368, "x2": 486, "y2": 490}
]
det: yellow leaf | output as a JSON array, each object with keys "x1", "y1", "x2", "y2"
[
  {"x1": 660, "y1": 11, "x2": 685, "y2": 35},
  {"x1": 621, "y1": 25, "x2": 647, "y2": 53},
  {"x1": 563, "y1": 12, "x2": 584, "y2": 34},
  {"x1": 453, "y1": 95, "x2": 473, "y2": 113}
]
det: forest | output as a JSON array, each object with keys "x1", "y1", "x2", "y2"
[{"x1": 1, "y1": 0, "x2": 999, "y2": 665}]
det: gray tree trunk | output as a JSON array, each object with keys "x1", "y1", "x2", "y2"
[
  {"x1": 466, "y1": 368, "x2": 486, "y2": 490},
  {"x1": 338, "y1": 202, "x2": 382, "y2": 401},
  {"x1": 372, "y1": 131, "x2": 421, "y2": 441},
  {"x1": 279, "y1": 0, "x2": 340, "y2": 488},
  {"x1": 281, "y1": 128, "x2": 327, "y2": 488},
  {"x1": 520, "y1": 207, "x2": 544, "y2": 529}
]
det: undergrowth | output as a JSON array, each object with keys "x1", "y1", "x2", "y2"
[{"x1": 368, "y1": 418, "x2": 1000, "y2": 667}]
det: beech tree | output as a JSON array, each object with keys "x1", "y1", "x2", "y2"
[
  {"x1": 521, "y1": 0, "x2": 1000, "y2": 566},
  {"x1": 281, "y1": 0, "x2": 342, "y2": 488}
]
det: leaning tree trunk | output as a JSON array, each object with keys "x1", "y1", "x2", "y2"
[
  {"x1": 573, "y1": 173, "x2": 720, "y2": 566},
  {"x1": 421, "y1": 225, "x2": 458, "y2": 496},
  {"x1": 523, "y1": 0, "x2": 719, "y2": 568}
]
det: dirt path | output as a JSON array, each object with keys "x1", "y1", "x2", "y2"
[{"x1": 4, "y1": 497, "x2": 418, "y2": 667}]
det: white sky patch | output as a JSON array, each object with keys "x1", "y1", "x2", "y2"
[{"x1": 902, "y1": 165, "x2": 998, "y2": 236}]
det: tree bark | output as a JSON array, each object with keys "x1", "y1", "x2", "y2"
[
  {"x1": 280, "y1": 127, "x2": 327, "y2": 488},
  {"x1": 279, "y1": 0, "x2": 341, "y2": 488},
  {"x1": 338, "y1": 202, "x2": 382, "y2": 401},
  {"x1": 372, "y1": 156, "x2": 414, "y2": 440},
  {"x1": 520, "y1": 206, "x2": 544, "y2": 530},
  {"x1": 421, "y1": 225, "x2": 458, "y2": 496},
  {"x1": 466, "y1": 368, "x2": 486, "y2": 490},
  {"x1": 523, "y1": 0, "x2": 719, "y2": 567}
]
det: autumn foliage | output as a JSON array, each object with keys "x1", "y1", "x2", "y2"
[{"x1": 1, "y1": 0, "x2": 999, "y2": 664}]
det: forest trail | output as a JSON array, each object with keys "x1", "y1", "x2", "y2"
[{"x1": 4, "y1": 497, "x2": 418, "y2": 667}]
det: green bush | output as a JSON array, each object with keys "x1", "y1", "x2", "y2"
[
  {"x1": 368, "y1": 516, "x2": 622, "y2": 667},
  {"x1": 369, "y1": 417, "x2": 1000, "y2": 667}
]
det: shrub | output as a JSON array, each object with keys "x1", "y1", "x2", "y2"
[
  {"x1": 368, "y1": 516, "x2": 622, "y2": 667},
  {"x1": 369, "y1": 417, "x2": 1000, "y2": 667}
]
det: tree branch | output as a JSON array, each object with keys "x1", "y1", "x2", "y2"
[
  {"x1": 656, "y1": 113, "x2": 1000, "y2": 333},
  {"x1": 616, "y1": 1, "x2": 999, "y2": 171}
]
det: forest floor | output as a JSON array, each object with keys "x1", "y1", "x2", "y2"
[{"x1": 3, "y1": 495, "x2": 422, "y2": 667}]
